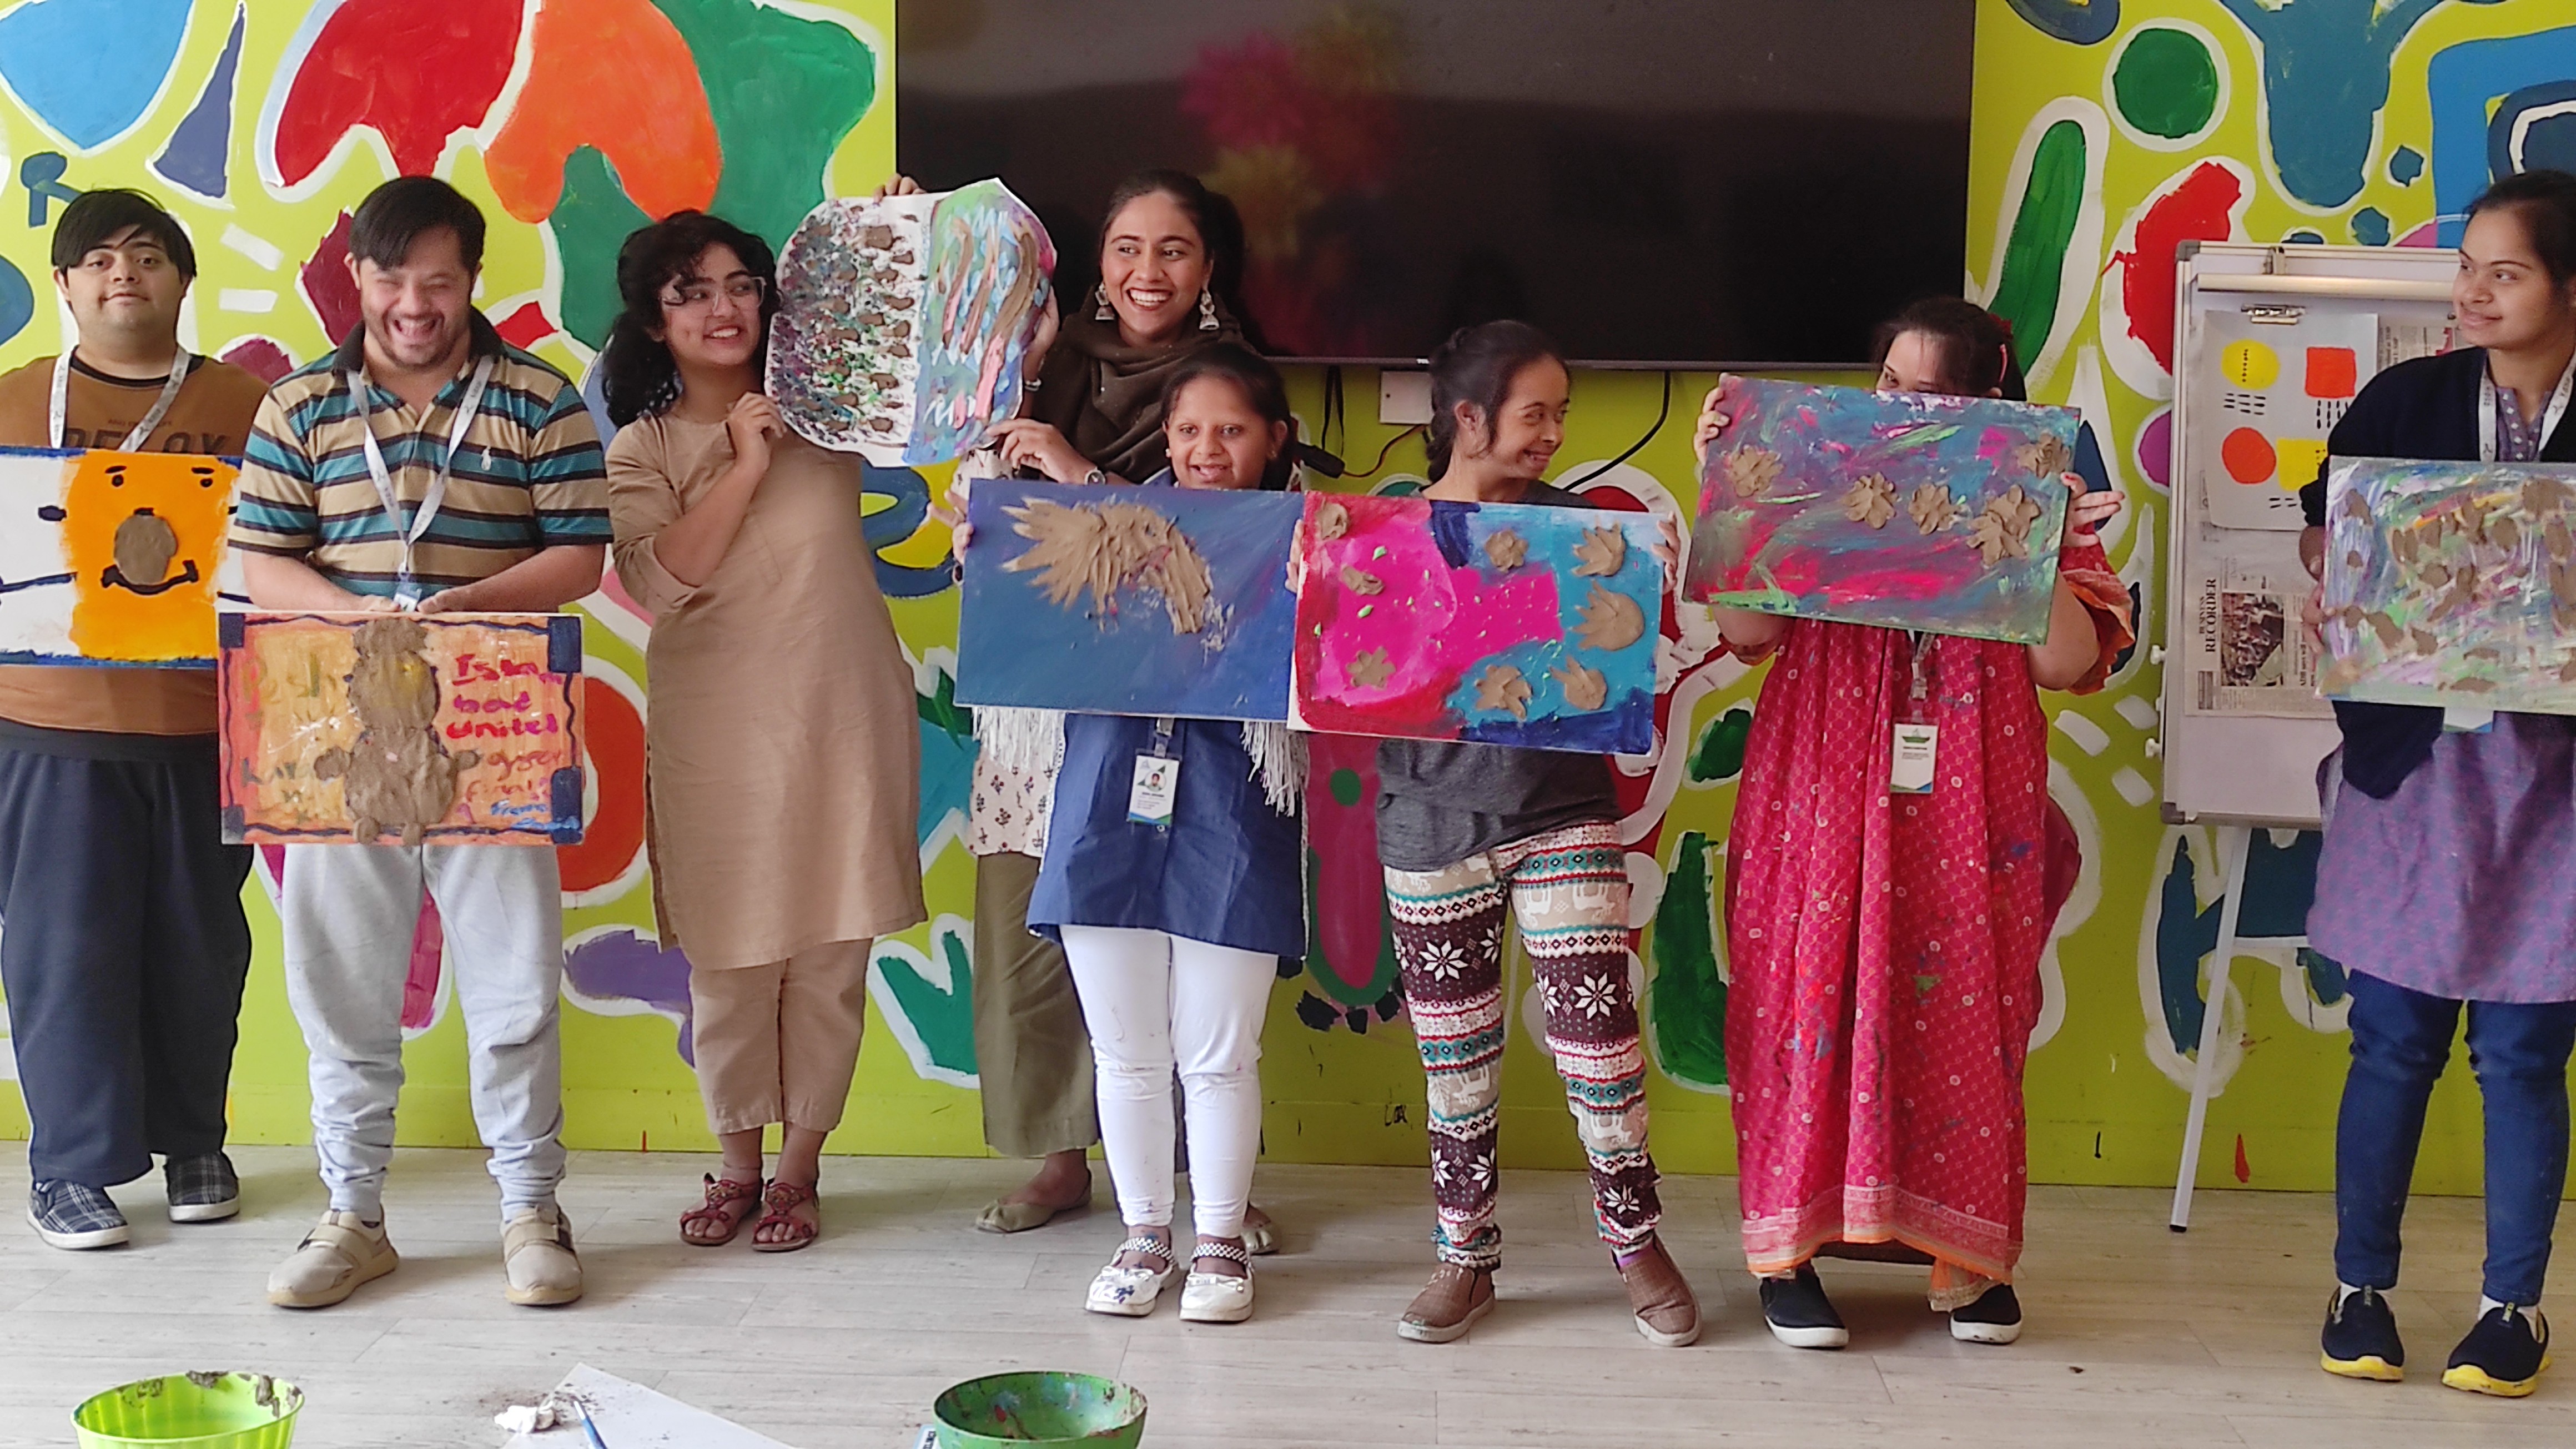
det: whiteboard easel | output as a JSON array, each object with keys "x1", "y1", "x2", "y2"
[{"x1": 2157, "y1": 241, "x2": 2457, "y2": 1229}]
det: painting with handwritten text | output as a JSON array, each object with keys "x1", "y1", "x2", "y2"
[{"x1": 217, "y1": 611, "x2": 585, "y2": 846}]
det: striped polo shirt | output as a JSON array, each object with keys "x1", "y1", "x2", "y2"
[{"x1": 230, "y1": 314, "x2": 609, "y2": 594}]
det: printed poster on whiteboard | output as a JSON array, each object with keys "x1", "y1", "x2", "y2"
[
  {"x1": 2197, "y1": 310, "x2": 2377, "y2": 531},
  {"x1": 2181, "y1": 542, "x2": 2331, "y2": 719}
]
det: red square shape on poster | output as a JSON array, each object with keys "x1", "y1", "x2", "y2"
[{"x1": 2305, "y1": 347, "x2": 2359, "y2": 400}]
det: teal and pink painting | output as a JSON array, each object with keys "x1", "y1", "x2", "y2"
[
  {"x1": 1292, "y1": 493, "x2": 1662, "y2": 754},
  {"x1": 2321, "y1": 456, "x2": 2576, "y2": 715},
  {"x1": 954, "y1": 479, "x2": 1301, "y2": 721},
  {"x1": 770, "y1": 180, "x2": 1056, "y2": 468},
  {"x1": 1683, "y1": 376, "x2": 2080, "y2": 645}
]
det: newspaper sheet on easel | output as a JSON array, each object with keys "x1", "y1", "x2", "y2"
[{"x1": 2181, "y1": 541, "x2": 2330, "y2": 718}]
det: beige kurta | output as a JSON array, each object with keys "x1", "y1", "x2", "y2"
[{"x1": 608, "y1": 415, "x2": 925, "y2": 970}]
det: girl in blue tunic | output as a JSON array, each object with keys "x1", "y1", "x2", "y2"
[{"x1": 1023, "y1": 345, "x2": 1305, "y2": 1324}]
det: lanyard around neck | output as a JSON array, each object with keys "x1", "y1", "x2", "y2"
[
  {"x1": 2479, "y1": 355, "x2": 2576, "y2": 463},
  {"x1": 50, "y1": 349, "x2": 193, "y2": 450},
  {"x1": 351, "y1": 354, "x2": 496, "y2": 606}
]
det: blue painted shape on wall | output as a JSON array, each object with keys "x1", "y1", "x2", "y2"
[
  {"x1": 861, "y1": 462, "x2": 958, "y2": 600},
  {"x1": 20, "y1": 153, "x2": 79, "y2": 228},
  {"x1": 2428, "y1": 24, "x2": 2576, "y2": 245},
  {"x1": 2005, "y1": 0, "x2": 2121, "y2": 46},
  {"x1": 2154, "y1": 831, "x2": 2324, "y2": 1054},
  {"x1": 2490, "y1": 79, "x2": 2576, "y2": 182},
  {"x1": 2388, "y1": 145, "x2": 2425, "y2": 187},
  {"x1": 2219, "y1": 0, "x2": 2508, "y2": 211},
  {"x1": 150, "y1": 3, "x2": 244, "y2": 199},
  {"x1": 0, "y1": 0, "x2": 194, "y2": 150},
  {"x1": 2352, "y1": 207, "x2": 2391, "y2": 247},
  {"x1": 0, "y1": 257, "x2": 32, "y2": 349}
]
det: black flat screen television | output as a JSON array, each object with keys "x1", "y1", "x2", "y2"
[{"x1": 897, "y1": 0, "x2": 1976, "y2": 368}]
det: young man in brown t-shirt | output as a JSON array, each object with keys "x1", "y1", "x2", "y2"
[{"x1": 0, "y1": 189, "x2": 269, "y2": 1250}]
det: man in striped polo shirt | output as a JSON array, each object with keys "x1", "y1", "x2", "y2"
[{"x1": 230, "y1": 177, "x2": 608, "y2": 1311}]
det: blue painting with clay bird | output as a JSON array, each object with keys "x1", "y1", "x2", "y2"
[{"x1": 955, "y1": 478, "x2": 1300, "y2": 721}]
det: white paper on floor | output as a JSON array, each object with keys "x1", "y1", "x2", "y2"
[{"x1": 501, "y1": 1364, "x2": 796, "y2": 1448}]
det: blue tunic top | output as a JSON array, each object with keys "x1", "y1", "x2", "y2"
[
  {"x1": 1027, "y1": 713, "x2": 1306, "y2": 959},
  {"x1": 1024, "y1": 467, "x2": 1305, "y2": 959}
]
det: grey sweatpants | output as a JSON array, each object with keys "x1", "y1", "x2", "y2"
[{"x1": 281, "y1": 843, "x2": 566, "y2": 1221}]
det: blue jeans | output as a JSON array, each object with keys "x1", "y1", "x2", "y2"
[{"x1": 2334, "y1": 972, "x2": 2576, "y2": 1306}]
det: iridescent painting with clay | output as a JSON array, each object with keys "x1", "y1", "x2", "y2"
[
  {"x1": 954, "y1": 479, "x2": 1301, "y2": 720},
  {"x1": 1292, "y1": 493, "x2": 1663, "y2": 754},
  {"x1": 2321, "y1": 456, "x2": 2576, "y2": 715},
  {"x1": 1682, "y1": 376, "x2": 2079, "y2": 645}
]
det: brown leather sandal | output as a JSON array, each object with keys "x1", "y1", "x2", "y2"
[
  {"x1": 751, "y1": 1179, "x2": 820, "y2": 1254},
  {"x1": 680, "y1": 1174, "x2": 763, "y2": 1247}
]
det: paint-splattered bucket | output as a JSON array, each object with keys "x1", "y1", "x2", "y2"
[
  {"x1": 932, "y1": 1371, "x2": 1147, "y2": 1447},
  {"x1": 72, "y1": 1373, "x2": 302, "y2": 1449}
]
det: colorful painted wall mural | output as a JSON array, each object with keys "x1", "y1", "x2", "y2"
[{"x1": 0, "y1": 0, "x2": 2569, "y2": 1199}]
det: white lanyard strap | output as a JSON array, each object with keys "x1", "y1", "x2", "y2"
[
  {"x1": 2478, "y1": 357, "x2": 2575, "y2": 463},
  {"x1": 351, "y1": 355, "x2": 496, "y2": 604},
  {"x1": 49, "y1": 349, "x2": 194, "y2": 450}
]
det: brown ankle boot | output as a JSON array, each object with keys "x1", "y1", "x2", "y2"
[
  {"x1": 1397, "y1": 1262, "x2": 1496, "y2": 1344},
  {"x1": 1616, "y1": 1239, "x2": 1702, "y2": 1347}
]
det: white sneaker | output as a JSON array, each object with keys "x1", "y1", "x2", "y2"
[
  {"x1": 502, "y1": 1206, "x2": 583, "y2": 1307},
  {"x1": 268, "y1": 1210, "x2": 398, "y2": 1309},
  {"x1": 1085, "y1": 1236, "x2": 1178, "y2": 1317},
  {"x1": 1180, "y1": 1242, "x2": 1256, "y2": 1324}
]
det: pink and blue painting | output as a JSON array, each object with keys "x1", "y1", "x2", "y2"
[
  {"x1": 769, "y1": 180, "x2": 1055, "y2": 468},
  {"x1": 955, "y1": 479, "x2": 1300, "y2": 720},
  {"x1": 1292, "y1": 493, "x2": 1663, "y2": 754},
  {"x1": 2321, "y1": 456, "x2": 2576, "y2": 715},
  {"x1": 1683, "y1": 376, "x2": 2080, "y2": 645}
]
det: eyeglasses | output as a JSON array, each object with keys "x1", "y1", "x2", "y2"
[{"x1": 660, "y1": 275, "x2": 767, "y2": 311}]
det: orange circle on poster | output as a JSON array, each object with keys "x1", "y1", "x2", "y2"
[{"x1": 2221, "y1": 427, "x2": 2277, "y2": 485}]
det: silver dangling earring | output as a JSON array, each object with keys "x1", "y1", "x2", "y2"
[
  {"x1": 1094, "y1": 283, "x2": 1115, "y2": 321},
  {"x1": 1198, "y1": 288, "x2": 1220, "y2": 331}
]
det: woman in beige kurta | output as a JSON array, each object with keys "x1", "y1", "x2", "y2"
[{"x1": 601, "y1": 213, "x2": 924, "y2": 1251}]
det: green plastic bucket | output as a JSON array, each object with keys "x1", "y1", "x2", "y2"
[
  {"x1": 72, "y1": 1373, "x2": 302, "y2": 1449},
  {"x1": 932, "y1": 1371, "x2": 1147, "y2": 1447}
]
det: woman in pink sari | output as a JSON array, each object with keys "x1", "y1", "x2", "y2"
[{"x1": 1704, "y1": 299, "x2": 2131, "y2": 1349}]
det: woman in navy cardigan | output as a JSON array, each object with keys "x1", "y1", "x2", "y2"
[{"x1": 2296, "y1": 168, "x2": 2576, "y2": 1398}]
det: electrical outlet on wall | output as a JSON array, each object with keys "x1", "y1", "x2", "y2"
[{"x1": 1379, "y1": 370, "x2": 1432, "y2": 426}]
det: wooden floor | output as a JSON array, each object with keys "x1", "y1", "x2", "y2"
[{"x1": 0, "y1": 1148, "x2": 2565, "y2": 1447}]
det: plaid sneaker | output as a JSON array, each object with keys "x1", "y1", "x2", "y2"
[
  {"x1": 28, "y1": 1180, "x2": 129, "y2": 1250},
  {"x1": 165, "y1": 1153, "x2": 240, "y2": 1223}
]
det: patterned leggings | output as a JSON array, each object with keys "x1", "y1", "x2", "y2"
[{"x1": 1383, "y1": 819, "x2": 1659, "y2": 1269}]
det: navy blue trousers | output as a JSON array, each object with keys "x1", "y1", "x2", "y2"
[
  {"x1": 2334, "y1": 970, "x2": 2576, "y2": 1306},
  {"x1": 0, "y1": 745, "x2": 251, "y2": 1187}
]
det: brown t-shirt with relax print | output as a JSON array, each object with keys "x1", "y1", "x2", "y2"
[{"x1": 0, "y1": 351, "x2": 271, "y2": 743}]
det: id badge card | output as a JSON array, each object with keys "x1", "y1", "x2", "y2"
[
  {"x1": 1128, "y1": 754, "x2": 1181, "y2": 826},
  {"x1": 393, "y1": 581, "x2": 423, "y2": 610},
  {"x1": 1890, "y1": 723, "x2": 1938, "y2": 795},
  {"x1": 2441, "y1": 706, "x2": 2495, "y2": 734}
]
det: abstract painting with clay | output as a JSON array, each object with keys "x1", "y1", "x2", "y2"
[
  {"x1": 767, "y1": 179, "x2": 1056, "y2": 467},
  {"x1": 0, "y1": 445, "x2": 243, "y2": 666},
  {"x1": 954, "y1": 479, "x2": 1301, "y2": 720},
  {"x1": 2320, "y1": 456, "x2": 2576, "y2": 714},
  {"x1": 218, "y1": 612, "x2": 587, "y2": 846},
  {"x1": 1682, "y1": 376, "x2": 2079, "y2": 644},
  {"x1": 1292, "y1": 493, "x2": 1663, "y2": 754}
]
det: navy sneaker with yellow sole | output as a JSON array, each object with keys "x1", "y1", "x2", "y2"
[
  {"x1": 2320, "y1": 1286, "x2": 2404, "y2": 1382},
  {"x1": 2443, "y1": 1304, "x2": 2550, "y2": 1398}
]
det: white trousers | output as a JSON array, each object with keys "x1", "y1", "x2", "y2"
[
  {"x1": 1060, "y1": 925, "x2": 1274, "y2": 1240},
  {"x1": 280, "y1": 844, "x2": 566, "y2": 1222}
]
